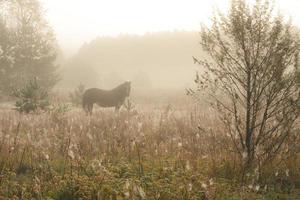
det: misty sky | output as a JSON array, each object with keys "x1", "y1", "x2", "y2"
[{"x1": 40, "y1": 0, "x2": 300, "y2": 55}]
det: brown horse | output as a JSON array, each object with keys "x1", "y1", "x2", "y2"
[{"x1": 82, "y1": 81, "x2": 131, "y2": 114}]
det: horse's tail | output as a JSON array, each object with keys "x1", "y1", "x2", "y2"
[{"x1": 82, "y1": 94, "x2": 88, "y2": 112}]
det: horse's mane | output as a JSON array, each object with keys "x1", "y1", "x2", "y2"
[
  {"x1": 110, "y1": 82, "x2": 128, "y2": 92},
  {"x1": 112, "y1": 82, "x2": 127, "y2": 90}
]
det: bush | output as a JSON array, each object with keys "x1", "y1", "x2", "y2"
[{"x1": 11, "y1": 78, "x2": 50, "y2": 113}]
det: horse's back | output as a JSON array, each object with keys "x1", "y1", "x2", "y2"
[
  {"x1": 83, "y1": 88, "x2": 104, "y2": 102},
  {"x1": 83, "y1": 88, "x2": 116, "y2": 107},
  {"x1": 84, "y1": 88, "x2": 104, "y2": 96},
  {"x1": 82, "y1": 82, "x2": 130, "y2": 110}
]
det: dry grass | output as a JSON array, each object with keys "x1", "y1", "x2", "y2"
[{"x1": 0, "y1": 97, "x2": 299, "y2": 199}]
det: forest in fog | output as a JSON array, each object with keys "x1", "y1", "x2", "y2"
[
  {"x1": 59, "y1": 31, "x2": 202, "y2": 90},
  {"x1": 1, "y1": 0, "x2": 300, "y2": 199}
]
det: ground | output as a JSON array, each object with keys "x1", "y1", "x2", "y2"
[{"x1": 0, "y1": 95, "x2": 299, "y2": 199}]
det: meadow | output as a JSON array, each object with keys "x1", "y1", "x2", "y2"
[{"x1": 0, "y1": 92, "x2": 299, "y2": 200}]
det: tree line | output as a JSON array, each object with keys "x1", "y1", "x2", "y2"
[{"x1": 0, "y1": 0, "x2": 58, "y2": 96}]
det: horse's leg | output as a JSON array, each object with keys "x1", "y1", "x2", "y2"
[
  {"x1": 84, "y1": 107, "x2": 89, "y2": 115},
  {"x1": 115, "y1": 104, "x2": 121, "y2": 112},
  {"x1": 84, "y1": 104, "x2": 90, "y2": 115},
  {"x1": 88, "y1": 103, "x2": 93, "y2": 115}
]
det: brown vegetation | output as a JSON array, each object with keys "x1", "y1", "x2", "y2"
[{"x1": 0, "y1": 97, "x2": 299, "y2": 199}]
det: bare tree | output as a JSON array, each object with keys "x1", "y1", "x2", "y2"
[{"x1": 191, "y1": 0, "x2": 300, "y2": 170}]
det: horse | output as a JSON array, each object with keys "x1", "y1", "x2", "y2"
[{"x1": 82, "y1": 81, "x2": 131, "y2": 114}]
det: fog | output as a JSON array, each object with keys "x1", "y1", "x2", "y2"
[
  {"x1": 58, "y1": 31, "x2": 202, "y2": 91},
  {"x1": 42, "y1": 0, "x2": 300, "y2": 56},
  {"x1": 1, "y1": 1, "x2": 300, "y2": 198},
  {"x1": 40, "y1": 0, "x2": 300, "y2": 91}
]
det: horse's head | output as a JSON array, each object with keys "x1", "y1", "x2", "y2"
[{"x1": 124, "y1": 81, "x2": 131, "y2": 97}]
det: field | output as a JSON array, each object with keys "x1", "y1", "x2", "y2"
[{"x1": 0, "y1": 93, "x2": 299, "y2": 200}]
